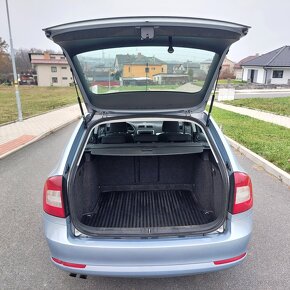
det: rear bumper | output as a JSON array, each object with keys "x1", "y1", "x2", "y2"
[
  {"x1": 51, "y1": 255, "x2": 246, "y2": 277},
  {"x1": 43, "y1": 210, "x2": 252, "y2": 277}
]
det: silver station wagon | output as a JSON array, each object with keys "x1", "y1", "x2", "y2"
[{"x1": 43, "y1": 16, "x2": 253, "y2": 277}]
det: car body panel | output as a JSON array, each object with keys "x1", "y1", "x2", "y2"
[
  {"x1": 42, "y1": 17, "x2": 252, "y2": 277},
  {"x1": 44, "y1": 209, "x2": 252, "y2": 277},
  {"x1": 43, "y1": 114, "x2": 252, "y2": 276}
]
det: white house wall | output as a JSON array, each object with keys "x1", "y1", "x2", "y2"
[
  {"x1": 242, "y1": 67, "x2": 248, "y2": 82},
  {"x1": 267, "y1": 68, "x2": 290, "y2": 85},
  {"x1": 36, "y1": 64, "x2": 72, "y2": 86},
  {"x1": 256, "y1": 67, "x2": 265, "y2": 83},
  {"x1": 242, "y1": 67, "x2": 265, "y2": 84}
]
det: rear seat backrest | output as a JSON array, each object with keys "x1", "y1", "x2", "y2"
[
  {"x1": 101, "y1": 122, "x2": 133, "y2": 144},
  {"x1": 158, "y1": 121, "x2": 192, "y2": 142}
]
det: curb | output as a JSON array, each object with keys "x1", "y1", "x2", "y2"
[
  {"x1": 0, "y1": 116, "x2": 81, "y2": 160},
  {"x1": 0, "y1": 103, "x2": 78, "y2": 128},
  {"x1": 226, "y1": 136, "x2": 290, "y2": 187}
]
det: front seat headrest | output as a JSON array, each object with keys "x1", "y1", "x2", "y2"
[
  {"x1": 110, "y1": 122, "x2": 127, "y2": 133},
  {"x1": 162, "y1": 121, "x2": 179, "y2": 133}
]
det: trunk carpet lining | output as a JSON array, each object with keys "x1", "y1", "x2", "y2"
[{"x1": 81, "y1": 190, "x2": 215, "y2": 228}]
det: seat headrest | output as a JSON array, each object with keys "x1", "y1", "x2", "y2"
[
  {"x1": 110, "y1": 122, "x2": 127, "y2": 133},
  {"x1": 162, "y1": 121, "x2": 179, "y2": 132}
]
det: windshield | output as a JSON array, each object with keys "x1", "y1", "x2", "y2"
[{"x1": 75, "y1": 47, "x2": 215, "y2": 94}]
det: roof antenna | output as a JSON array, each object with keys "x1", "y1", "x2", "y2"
[{"x1": 168, "y1": 36, "x2": 174, "y2": 53}]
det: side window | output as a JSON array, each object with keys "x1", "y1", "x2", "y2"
[{"x1": 272, "y1": 70, "x2": 283, "y2": 78}]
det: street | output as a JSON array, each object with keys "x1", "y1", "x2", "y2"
[{"x1": 0, "y1": 122, "x2": 289, "y2": 290}]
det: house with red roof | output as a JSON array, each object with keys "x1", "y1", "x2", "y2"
[{"x1": 29, "y1": 52, "x2": 73, "y2": 86}]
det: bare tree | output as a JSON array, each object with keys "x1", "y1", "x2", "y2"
[
  {"x1": 0, "y1": 37, "x2": 12, "y2": 82},
  {"x1": 220, "y1": 68, "x2": 235, "y2": 80},
  {"x1": 29, "y1": 48, "x2": 43, "y2": 53},
  {"x1": 0, "y1": 37, "x2": 9, "y2": 53},
  {"x1": 15, "y1": 49, "x2": 32, "y2": 73}
]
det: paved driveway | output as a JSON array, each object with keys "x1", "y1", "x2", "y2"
[{"x1": 0, "y1": 122, "x2": 289, "y2": 290}]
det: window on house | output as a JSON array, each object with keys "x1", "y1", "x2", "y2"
[
  {"x1": 51, "y1": 66, "x2": 57, "y2": 72},
  {"x1": 60, "y1": 56, "x2": 65, "y2": 59},
  {"x1": 52, "y1": 77, "x2": 58, "y2": 83},
  {"x1": 50, "y1": 56, "x2": 56, "y2": 59},
  {"x1": 61, "y1": 66, "x2": 67, "y2": 70},
  {"x1": 272, "y1": 70, "x2": 283, "y2": 78},
  {"x1": 62, "y1": 77, "x2": 68, "y2": 80}
]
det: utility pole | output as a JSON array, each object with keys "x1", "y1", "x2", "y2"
[
  {"x1": 145, "y1": 63, "x2": 149, "y2": 91},
  {"x1": 108, "y1": 68, "x2": 111, "y2": 92},
  {"x1": 5, "y1": 0, "x2": 23, "y2": 121}
]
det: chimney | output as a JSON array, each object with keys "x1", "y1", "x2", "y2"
[{"x1": 43, "y1": 52, "x2": 50, "y2": 59}]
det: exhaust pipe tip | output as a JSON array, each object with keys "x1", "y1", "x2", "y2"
[{"x1": 69, "y1": 273, "x2": 87, "y2": 279}]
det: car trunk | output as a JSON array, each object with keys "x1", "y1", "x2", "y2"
[{"x1": 70, "y1": 150, "x2": 227, "y2": 236}]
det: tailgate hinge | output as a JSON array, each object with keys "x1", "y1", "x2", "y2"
[
  {"x1": 184, "y1": 109, "x2": 192, "y2": 117},
  {"x1": 84, "y1": 111, "x2": 95, "y2": 126},
  {"x1": 101, "y1": 111, "x2": 109, "y2": 118}
]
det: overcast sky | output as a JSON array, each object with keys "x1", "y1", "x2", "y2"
[{"x1": 1, "y1": 0, "x2": 289, "y2": 62}]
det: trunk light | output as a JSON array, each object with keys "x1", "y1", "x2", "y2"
[
  {"x1": 43, "y1": 176, "x2": 66, "y2": 218},
  {"x1": 233, "y1": 172, "x2": 253, "y2": 214},
  {"x1": 52, "y1": 257, "x2": 86, "y2": 269},
  {"x1": 214, "y1": 252, "x2": 246, "y2": 265}
]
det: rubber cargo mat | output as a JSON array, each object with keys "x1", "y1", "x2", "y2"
[{"x1": 81, "y1": 190, "x2": 215, "y2": 228}]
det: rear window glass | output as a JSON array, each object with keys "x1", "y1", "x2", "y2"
[{"x1": 76, "y1": 47, "x2": 215, "y2": 94}]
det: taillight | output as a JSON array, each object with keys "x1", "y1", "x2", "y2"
[
  {"x1": 43, "y1": 176, "x2": 66, "y2": 218},
  {"x1": 232, "y1": 172, "x2": 253, "y2": 214}
]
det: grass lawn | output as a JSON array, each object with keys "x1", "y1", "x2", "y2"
[
  {"x1": 211, "y1": 107, "x2": 290, "y2": 173},
  {"x1": 0, "y1": 86, "x2": 77, "y2": 124},
  {"x1": 223, "y1": 97, "x2": 290, "y2": 116}
]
